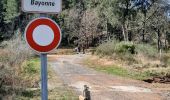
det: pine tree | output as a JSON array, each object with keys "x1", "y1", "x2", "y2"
[{"x1": 3, "y1": 0, "x2": 19, "y2": 23}]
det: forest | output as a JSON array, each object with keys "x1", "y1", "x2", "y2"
[{"x1": 0, "y1": 0, "x2": 170, "y2": 49}]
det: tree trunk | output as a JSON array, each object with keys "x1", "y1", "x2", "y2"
[
  {"x1": 165, "y1": 31, "x2": 168, "y2": 53},
  {"x1": 157, "y1": 29, "x2": 162, "y2": 58},
  {"x1": 142, "y1": 13, "x2": 146, "y2": 42},
  {"x1": 142, "y1": 29, "x2": 145, "y2": 42},
  {"x1": 67, "y1": 37, "x2": 70, "y2": 46},
  {"x1": 125, "y1": 21, "x2": 129, "y2": 41},
  {"x1": 128, "y1": 31, "x2": 132, "y2": 41},
  {"x1": 157, "y1": 29, "x2": 161, "y2": 51},
  {"x1": 0, "y1": 79, "x2": 4, "y2": 89},
  {"x1": 123, "y1": 0, "x2": 129, "y2": 41},
  {"x1": 122, "y1": 25, "x2": 127, "y2": 41},
  {"x1": 86, "y1": 37, "x2": 89, "y2": 49}
]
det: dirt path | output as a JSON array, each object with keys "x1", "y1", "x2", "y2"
[{"x1": 48, "y1": 54, "x2": 170, "y2": 100}]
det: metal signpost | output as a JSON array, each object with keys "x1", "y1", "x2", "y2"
[
  {"x1": 41, "y1": 53, "x2": 48, "y2": 100},
  {"x1": 22, "y1": 1, "x2": 62, "y2": 100},
  {"x1": 40, "y1": 14, "x2": 48, "y2": 100}
]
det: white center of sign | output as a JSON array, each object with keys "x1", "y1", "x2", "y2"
[{"x1": 33, "y1": 25, "x2": 54, "y2": 46}]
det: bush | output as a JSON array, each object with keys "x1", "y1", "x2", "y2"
[
  {"x1": 96, "y1": 40, "x2": 158, "y2": 62},
  {"x1": 135, "y1": 44, "x2": 157, "y2": 58},
  {"x1": 96, "y1": 41, "x2": 136, "y2": 55},
  {"x1": 160, "y1": 54, "x2": 170, "y2": 67},
  {"x1": 1, "y1": 37, "x2": 34, "y2": 66},
  {"x1": 114, "y1": 41, "x2": 135, "y2": 54},
  {"x1": 95, "y1": 41, "x2": 138, "y2": 64},
  {"x1": 96, "y1": 41, "x2": 116, "y2": 56},
  {"x1": 96, "y1": 40, "x2": 136, "y2": 55},
  {"x1": 23, "y1": 60, "x2": 40, "y2": 74},
  {"x1": 0, "y1": 36, "x2": 35, "y2": 98}
]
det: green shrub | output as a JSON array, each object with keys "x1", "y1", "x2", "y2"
[
  {"x1": 24, "y1": 62, "x2": 38, "y2": 74},
  {"x1": 144, "y1": 69, "x2": 170, "y2": 77},
  {"x1": 0, "y1": 36, "x2": 35, "y2": 98},
  {"x1": 96, "y1": 41, "x2": 136, "y2": 55},
  {"x1": 96, "y1": 41, "x2": 116, "y2": 55},
  {"x1": 23, "y1": 59, "x2": 40, "y2": 74},
  {"x1": 0, "y1": 37, "x2": 34, "y2": 66},
  {"x1": 114, "y1": 41, "x2": 135, "y2": 54},
  {"x1": 136, "y1": 44, "x2": 157, "y2": 58},
  {"x1": 21, "y1": 89, "x2": 40, "y2": 98},
  {"x1": 96, "y1": 40, "x2": 158, "y2": 60},
  {"x1": 96, "y1": 40, "x2": 136, "y2": 56}
]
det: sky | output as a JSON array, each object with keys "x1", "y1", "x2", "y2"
[
  {"x1": 167, "y1": 0, "x2": 170, "y2": 4},
  {"x1": 162, "y1": 0, "x2": 170, "y2": 5}
]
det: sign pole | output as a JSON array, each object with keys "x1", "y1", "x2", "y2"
[
  {"x1": 40, "y1": 53, "x2": 48, "y2": 100},
  {"x1": 22, "y1": 1, "x2": 62, "y2": 100},
  {"x1": 40, "y1": 14, "x2": 48, "y2": 100}
]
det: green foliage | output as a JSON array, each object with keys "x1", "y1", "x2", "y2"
[
  {"x1": 96, "y1": 65, "x2": 129, "y2": 77},
  {"x1": 0, "y1": 0, "x2": 21, "y2": 40},
  {"x1": 0, "y1": 37, "x2": 36, "y2": 99},
  {"x1": 144, "y1": 68, "x2": 170, "y2": 78},
  {"x1": 20, "y1": 89, "x2": 40, "y2": 98},
  {"x1": 115, "y1": 42, "x2": 135, "y2": 54},
  {"x1": 96, "y1": 40, "x2": 158, "y2": 60},
  {"x1": 23, "y1": 58, "x2": 40, "y2": 74},
  {"x1": 97, "y1": 0, "x2": 119, "y2": 26},
  {"x1": 96, "y1": 41, "x2": 138, "y2": 64},
  {"x1": 84, "y1": 59, "x2": 151, "y2": 80},
  {"x1": 96, "y1": 41, "x2": 116, "y2": 55},
  {"x1": 102, "y1": 66, "x2": 151, "y2": 80},
  {"x1": 0, "y1": 37, "x2": 34, "y2": 66},
  {"x1": 3, "y1": 0, "x2": 19, "y2": 23},
  {"x1": 136, "y1": 43, "x2": 157, "y2": 58},
  {"x1": 62, "y1": 0, "x2": 77, "y2": 9},
  {"x1": 96, "y1": 41, "x2": 136, "y2": 55},
  {"x1": 58, "y1": 0, "x2": 168, "y2": 48}
]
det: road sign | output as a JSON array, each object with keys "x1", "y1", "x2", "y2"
[
  {"x1": 25, "y1": 17, "x2": 62, "y2": 53},
  {"x1": 22, "y1": 0, "x2": 62, "y2": 14}
]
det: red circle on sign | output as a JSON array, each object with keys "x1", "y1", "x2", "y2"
[{"x1": 25, "y1": 17, "x2": 62, "y2": 53}]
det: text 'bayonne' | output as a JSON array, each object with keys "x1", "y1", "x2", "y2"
[{"x1": 31, "y1": 0, "x2": 55, "y2": 7}]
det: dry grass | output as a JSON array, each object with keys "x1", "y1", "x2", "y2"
[
  {"x1": 94, "y1": 40, "x2": 170, "y2": 78},
  {"x1": 0, "y1": 37, "x2": 78, "y2": 99},
  {"x1": 16, "y1": 59, "x2": 78, "y2": 100},
  {"x1": 83, "y1": 54, "x2": 170, "y2": 80},
  {"x1": 50, "y1": 49, "x2": 75, "y2": 55},
  {"x1": 83, "y1": 55, "x2": 151, "y2": 80},
  {"x1": 0, "y1": 37, "x2": 35, "y2": 99},
  {"x1": 0, "y1": 37, "x2": 34, "y2": 66}
]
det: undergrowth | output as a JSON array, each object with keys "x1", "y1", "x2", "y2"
[
  {"x1": 96, "y1": 40, "x2": 158, "y2": 59},
  {"x1": 84, "y1": 58, "x2": 151, "y2": 80}
]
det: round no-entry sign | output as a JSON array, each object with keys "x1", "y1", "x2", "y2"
[{"x1": 25, "y1": 17, "x2": 61, "y2": 53}]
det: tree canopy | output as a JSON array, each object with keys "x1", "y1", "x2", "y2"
[{"x1": 0, "y1": 0, "x2": 170, "y2": 50}]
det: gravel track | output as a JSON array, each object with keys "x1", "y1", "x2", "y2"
[{"x1": 48, "y1": 54, "x2": 169, "y2": 100}]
